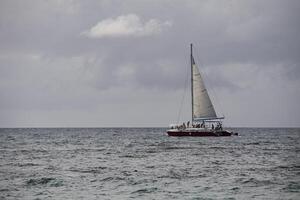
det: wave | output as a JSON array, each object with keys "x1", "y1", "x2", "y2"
[
  {"x1": 15, "y1": 163, "x2": 40, "y2": 167},
  {"x1": 158, "y1": 169, "x2": 186, "y2": 179},
  {"x1": 275, "y1": 165, "x2": 300, "y2": 170},
  {"x1": 100, "y1": 176, "x2": 125, "y2": 182},
  {"x1": 26, "y1": 177, "x2": 63, "y2": 187},
  {"x1": 68, "y1": 166, "x2": 107, "y2": 174},
  {"x1": 160, "y1": 146, "x2": 196, "y2": 150},
  {"x1": 240, "y1": 178, "x2": 276, "y2": 187},
  {"x1": 131, "y1": 187, "x2": 158, "y2": 194},
  {"x1": 244, "y1": 142, "x2": 260, "y2": 145},
  {"x1": 282, "y1": 181, "x2": 300, "y2": 193}
]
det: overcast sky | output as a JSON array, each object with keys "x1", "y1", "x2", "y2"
[{"x1": 0, "y1": 0, "x2": 299, "y2": 127}]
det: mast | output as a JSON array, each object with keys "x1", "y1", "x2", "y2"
[{"x1": 190, "y1": 43, "x2": 194, "y2": 124}]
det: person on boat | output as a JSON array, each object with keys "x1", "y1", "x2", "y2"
[
  {"x1": 216, "y1": 123, "x2": 220, "y2": 130},
  {"x1": 187, "y1": 121, "x2": 190, "y2": 128},
  {"x1": 183, "y1": 123, "x2": 186, "y2": 129},
  {"x1": 211, "y1": 124, "x2": 214, "y2": 130},
  {"x1": 201, "y1": 121, "x2": 204, "y2": 128},
  {"x1": 215, "y1": 122, "x2": 222, "y2": 131}
]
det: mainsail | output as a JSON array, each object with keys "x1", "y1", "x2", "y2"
[{"x1": 191, "y1": 53, "x2": 217, "y2": 120}]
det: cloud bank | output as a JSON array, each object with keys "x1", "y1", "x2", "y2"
[
  {"x1": 0, "y1": 0, "x2": 299, "y2": 127},
  {"x1": 82, "y1": 14, "x2": 172, "y2": 38}
]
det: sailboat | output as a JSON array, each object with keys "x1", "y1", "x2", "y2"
[{"x1": 167, "y1": 44, "x2": 237, "y2": 137}]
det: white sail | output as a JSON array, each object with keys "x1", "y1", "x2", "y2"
[{"x1": 192, "y1": 56, "x2": 217, "y2": 119}]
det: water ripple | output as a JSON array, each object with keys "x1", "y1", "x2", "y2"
[{"x1": 0, "y1": 127, "x2": 299, "y2": 199}]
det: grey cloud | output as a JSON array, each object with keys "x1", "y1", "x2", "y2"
[{"x1": 0, "y1": 0, "x2": 299, "y2": 127}]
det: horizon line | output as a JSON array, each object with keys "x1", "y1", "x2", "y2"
[{"x1": 0, "y1": 126, "x2": 299, "y2": 129}]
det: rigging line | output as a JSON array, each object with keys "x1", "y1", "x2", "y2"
[
  {"x1": 176, "y1": 51, "x2": 189, "y2": 124},
  {"x1": 193, "y1": 44, "x2": 226, "y2": 118}
]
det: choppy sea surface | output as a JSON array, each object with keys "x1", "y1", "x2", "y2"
[{"x1": 0, "y1": 128, "x2": 299, "y2": 200}]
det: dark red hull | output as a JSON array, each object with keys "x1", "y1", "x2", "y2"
[{"x1": 167, "y1": 130, "x2": 234, "y2": 137}]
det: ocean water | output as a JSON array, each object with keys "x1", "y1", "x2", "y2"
[{"x1": 0, "y1": 128, "x2": 299, "y2": 200}]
